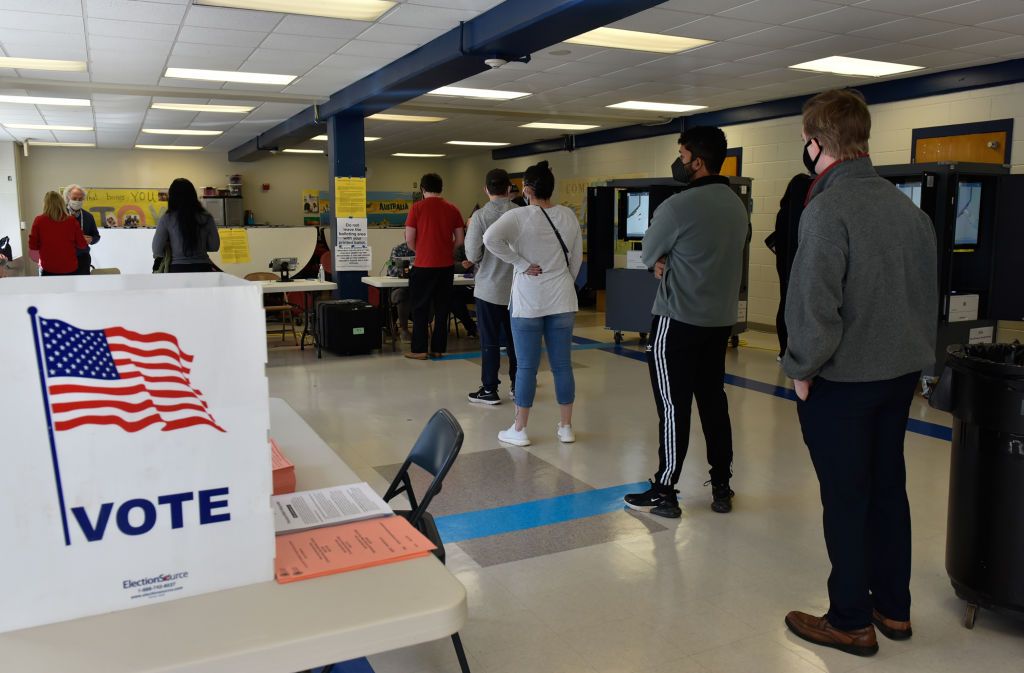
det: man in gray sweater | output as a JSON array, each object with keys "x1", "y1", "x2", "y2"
[
  {"x1": 464, "y1": 169, "x2": 518, "y2": 405},
  {"x1": 624, "y1": 126, "x2": 749, "y2": 518},
  {"x1": 783, "y1": 89, "x2": 937, "y2": 658}
]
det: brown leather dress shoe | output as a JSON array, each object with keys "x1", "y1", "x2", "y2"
[
  {"x1": 404, "y1": 352, "x2": 428, "y2": 360},
  {"x1": 872, "y1": 609, "x2": 913, "y2": 641},
  {"x1": 785, "y1": 611, "x2": 879, "y2": 657},
  {"x1": 429, "y1": 352, "x2": 445, "y2": 358}
]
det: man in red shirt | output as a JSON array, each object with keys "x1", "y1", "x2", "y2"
[{"x1": 404, "y1": 173, "x2": 465, "y2": 359}]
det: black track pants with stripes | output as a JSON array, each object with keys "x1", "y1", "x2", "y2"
[{"x1": 646, "y1": 315, "x2": 734, "y2": 487}]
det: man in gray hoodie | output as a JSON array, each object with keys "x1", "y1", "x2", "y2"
[
  {"x1": 624, "y1": 126, "x2": 750, "y2": 518},
  {"x1": 783, "y1": 89, "x2": 937, "y2": 658},
  {"x1": 464, "y1": 169, "x2": 518, "y2": 405}
]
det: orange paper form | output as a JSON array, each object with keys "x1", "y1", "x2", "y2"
[
  {"x1": 275, "y1": 516, "x2": 437, "y2": 583},
  {"x1": 270, "y1": 439, "x2": 296, "y2": 495}
]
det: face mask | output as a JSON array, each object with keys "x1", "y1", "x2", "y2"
[
  {"x1": 671, "y1": 156, "x2": 695, "y2": 184},
  {"x1": 802, "y1": 139, "x2": 821, "y2": 176},
  {"x1": 68, "y1": 199, "x2": 83, "y2": 211}
]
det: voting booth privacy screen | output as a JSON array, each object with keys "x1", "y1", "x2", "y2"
[{"x1": 0, "y1": 274, "x2": 274, "y2": 634}]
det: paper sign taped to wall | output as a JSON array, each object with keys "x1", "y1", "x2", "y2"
[
  {"x1": 335, "y1": 245, "x2": 371, "y2": 271},
  {"x1": 334, "y1": 177, "x2": 367, "y2": 218},
  {"x1": 337, "y1": 218, "x2": 368, "y2": 246},
  {"x1": 218, "y1": 228, "x2": 252, "y2": 264}
]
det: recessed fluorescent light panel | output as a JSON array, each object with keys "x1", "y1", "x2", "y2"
[
  {"x1": 27, "y1": 141, "x2": 95, "y2": 148},
  {"x1": 151, "y1": 103, "x2": 254, "y2": 113},
  {"x1": 392, "y1": 153, "x2": 445, "y2": 158},
  {"x1": 0, "y1": 57, "x2": 87, "y2": 72},
  {"x1": 446, "y1": 141, "x2": 509, "y2": 147},
  {"x1": 520, "y1": 122, "x2": 599, "y2": 131},
  {"x1": 428, "y1": 86, "x2": 530, "y2": 101},
  {"x1": 607, "y1": 101, "x2": 707, "y2": 113},
  {"x1": 4, "y1": 123, "x2": 93, "y2": 131},
  {"x1": 135, "y1": 145, "x2": 204, "y2": 151},
  {"x1": 566, "y1": 28, "x2": 712, "y2": 54},
  {"x1": 142, "y1": 128, "x2": 222, "y2": 136},
  {"x1": 282, "y1": 149, "x2": 324, "y2": 154},
  {"x1": 0, "y1": 94, "x2": 90, "y2": 107},
  {"x1": 368, "y1": 113, "x2": 445, "y2": 123},
  {"x1": 164, "y1": 68, "x2": 296, "y2": 86},
  {"x1": 789, "y1": 56, "x2": 923, "y2": 77},
  {"x1": 195, "y1": 0, "x2": 395, "y2": 21},
  {"x1": 312, "y1": 135, "x2": 381, "y2": 142}
]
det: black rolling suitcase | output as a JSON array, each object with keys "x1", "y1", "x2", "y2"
[{"x1": 317, "y1": 299, "x2": 381, "y2": 356}]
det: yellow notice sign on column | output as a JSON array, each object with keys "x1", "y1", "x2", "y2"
[
  {"x1": 334, "y1": 177, "x2": 367, "y2": 218},
  {"x1": 219, "y1": 228, "x2": 252, "y2": 264}
]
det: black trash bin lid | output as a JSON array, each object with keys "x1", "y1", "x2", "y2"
[{"x1": 947, "y1": 342, "x2": 1024, "y2": 380}]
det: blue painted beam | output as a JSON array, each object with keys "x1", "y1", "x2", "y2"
[
  {"x1": 492, "y1": 56, "x2": 1024, "y2": 161},
  {"x1": 229, "y1": 0, "x2": 668, "y2": 161}
]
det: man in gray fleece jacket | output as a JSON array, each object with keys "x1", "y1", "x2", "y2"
[
  {"x1": 623, "y1": 126, "x2": 749, "y2": 519},
  {"x1": 464, "y1": 169, "x2": 518, "y2": 405},
  {"x1": 783, "y1": 89, "x2": 937, "y2": 658}
]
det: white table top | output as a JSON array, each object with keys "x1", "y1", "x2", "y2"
[
  {"x1": 1, "y1": 398, "x2": 466, "y2": 673},
  {"x1": 362, "y1": 275, "x2": 475, "y2": 288},
  {"x1": 255, "y1": 279, "x2": 337, "y2": 294}
]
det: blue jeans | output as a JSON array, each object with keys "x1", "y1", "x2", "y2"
[{"x1": 510, "y1": 312, "x2": 575, "y2": 409}]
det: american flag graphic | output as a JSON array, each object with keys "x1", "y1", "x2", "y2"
[{"x1": 38, "y1": 316, "x2": 224, "y2": 433}]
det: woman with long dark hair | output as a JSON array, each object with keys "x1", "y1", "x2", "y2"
[{"x1": 152, "y1": 178, "x2": 220, "y2": 273}]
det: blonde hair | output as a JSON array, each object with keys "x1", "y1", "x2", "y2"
[
  {"x1": 802, "y1": 89, "x2": 871, "y2": 161},
  {"x1": 43, "y1": 191, "x2": 69, "y2": 221}
]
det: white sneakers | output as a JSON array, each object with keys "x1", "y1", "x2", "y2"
[
  {"x1": 498, "y1": 423, "x2": 576, "y2": 446},
  {"x1": 557, "y1": 424, "x2": 575, "y2": 443},
  {"x1": 498, "y1": 424, "x2": 531, "y2": 446}
]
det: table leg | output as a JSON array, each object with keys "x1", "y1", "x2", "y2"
[
  {"x1": 300, "y1": 292, "x2": 310, "y2": 351},
  {"x1": 382, "y1": 287, "x2": 397, "y2": 352}
]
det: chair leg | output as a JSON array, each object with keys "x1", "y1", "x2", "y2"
[
  {"x1": 289, "y1": 310, "x2": 298, "y2": 346},
  {"x1": 451, "y1": 633, "x2": 471, "y2": 673}
]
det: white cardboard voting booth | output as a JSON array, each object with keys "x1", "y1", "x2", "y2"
[{"x1": 0, "y1": 273, "x2": 274, "y2": 634}]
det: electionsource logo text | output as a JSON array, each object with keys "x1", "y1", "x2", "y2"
[{"x1": 123, "y1": 571, "x2": 188, "y2": 589}]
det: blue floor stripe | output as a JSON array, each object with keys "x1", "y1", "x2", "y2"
[
  {"x1": 571, "y1": 335, "x2": 953, "y2": 441},
  {"x1": 435, "y1": 482, "x2": 650, "y2": 543}
]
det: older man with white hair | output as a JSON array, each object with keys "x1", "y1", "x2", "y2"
[{"x1": 64, "y1": 183, "x2": 100, "y2": 275}]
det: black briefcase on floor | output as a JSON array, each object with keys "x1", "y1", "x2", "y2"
[{"x1": 317, "y1": 299, "x2": 381, "y2": 355}]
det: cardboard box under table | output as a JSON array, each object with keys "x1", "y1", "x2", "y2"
[{"x1": 0, "y1": 273, "x2": 274, "y2": 634}]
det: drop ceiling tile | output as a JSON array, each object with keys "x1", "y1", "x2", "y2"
[
  {"x1": 787, "y1": 7, "x2": 903, "y2": 32},
  {"x1": 319, "y1": 53, "x2": 396, "y2": 73},
  {"x1": 732, "y1": 26, "x2": 833, "y2": 49},
  {"x1": 25, "y1": 71, "x2": 92, "y2": 82},
  {"x1": 607, "y1": 8, "x2": 706, "y2": 33},
  {"x1": 667, "y1": 15, "x2": 774, "y2": 41},
  {"x1": 787, "y1": 34, "x2": 889, "y2": 57},
  {"x1": 977, "y1": 12, "x2": 1024, "y2": 34},
  {"x1": 693, "y1": 61, "x2": 774, "y2": 77},
  {"x1": 845, "y1": 43, "x2": 938, "y2": 62},
  {"x1": 87, "y1": 18, "x2": 176, "y2": 41},
  {"x1": 657, "y1": 0, "x2": 753, "y2": 12},
  {"x1": 356, "y1": 22, "x2": 443, "y2": 45},
  {"x1": 406, "y1": 1, "x2": 504, "y2": 11},
  {"x1": 737, "y1": 49, "x2": 809, "y2": 67},
  {"x1": 1, "y1": 0, "x2": 81, "y2": 14},
  {"x1": 685, "y1": 41, "x2": 774, "y2": 61},
  {"x1": 0, "y1": 44, "x2": 88, "y2": 61},
  {"x1": 0, "y1": 28, "x2": 86, "y2": 50},
  {"x1": 261, "y1": 33, "x2": 348, "y2": 55},
  {"x1": 170, "y1": 42, "x2": 255, "y2": 66},
  {"x1": 849, "y1": 16, "x2": 962, "y2": 41},
  {"x1": 243, "y1": 49, "x2": 326, "y2": 73},
  {"x1": 157, "y1": 77, "x2": 226, "y2": 90},
  {"x1": 380, "y1": 3, "x2": 478, "y2": 29},
  {"x1": 183, "y1": 5, "x2": 281, "y2": 31},
  {"x1": 90, "y1": 63, "x2": 164, "y2": 85},
  {"x1": 719, "y1": 0, "x2": 839, "y2": 24},
  {"x1": 852, "y1": 0, "x2": 973, "y2": 15},
  {"x1": 177, "y1": 25, "x2": 266, "y2": 48},
  {"x1": 907, "y1": 25, "x2": 1016, "y2": 48},
  {"x1": 273, "y1": 15, "x2": 368, "y2": 39},
  {"x1": 0, "y1": 10, "x2": 83, "y2": 34},
  {"x1": 900, "y1": 50, "x2": 996, "y2": 68},
  {"x1": 92, "y1": 40, "x2": 172, "y2": 62},
  {"x1": 336, "y1": 40, "x2": 419, "y2": 60},
  {"x1": 923, "y1": 0, "x2": 1024, "y2": 24},
  {"x1": 86, "y1": 0, "x2": 186, "y2": 24},
  {"x1": 955, "y1": 33, "x2": 1024, "y2": 54},
  {"x1": 576, "y1": 49, "x2": 669, "y2": 67}
]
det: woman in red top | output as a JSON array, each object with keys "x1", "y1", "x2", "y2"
[{"x1": 29, "y1": 191, "x2": 87, "y2": 276}]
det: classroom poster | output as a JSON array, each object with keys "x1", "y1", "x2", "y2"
[
  {"x1": 82, "y1": 188, "x2": 169, "y2": 228},
  {"x1": 366, "y1": 191, "x2": 417, "y2": 228}
]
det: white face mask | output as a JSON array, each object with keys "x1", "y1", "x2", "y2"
[{"x1": 68, "y1": 199, "x2": 83, "y2": 211}]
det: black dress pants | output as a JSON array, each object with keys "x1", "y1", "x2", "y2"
[
  {"x1": 647, "y1": 315, "x2": 733, "y2": 487},
  {"x1": 797, "y1": 372, "x2": 919, "y2": 630},
  {"x1": 409, "y1": 266, "x2": 453, "y2": 354}
]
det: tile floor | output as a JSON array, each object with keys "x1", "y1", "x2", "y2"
[{"x1": 268, "y1": 311, "x2": 1024, "y2": 673}]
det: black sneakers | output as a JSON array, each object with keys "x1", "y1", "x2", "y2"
[
  {"x1": 710, "y1": 481, "x2": 735, "y2": 513},
  {"x1": 624, "y1": 481, "x2": 682, "y2": 519},
  {"x1": 468, "y1": 387, "x2": 501, "y2": 405}
]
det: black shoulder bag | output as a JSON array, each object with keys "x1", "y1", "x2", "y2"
[{"x1": 537, "y1": 206, "x2": 570, "y2": 269}]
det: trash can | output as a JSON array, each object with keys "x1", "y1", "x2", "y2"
[{"x1": 940, "y1": 342, "x2": 1024, "y2": 629}]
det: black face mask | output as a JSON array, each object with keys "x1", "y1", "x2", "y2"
[
  {"x1": 802, "y1": 138, "x2": 821, "y2": 175},
  {"x1": 671, "y1": 157, "x2": 695, "y2": 184}
]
